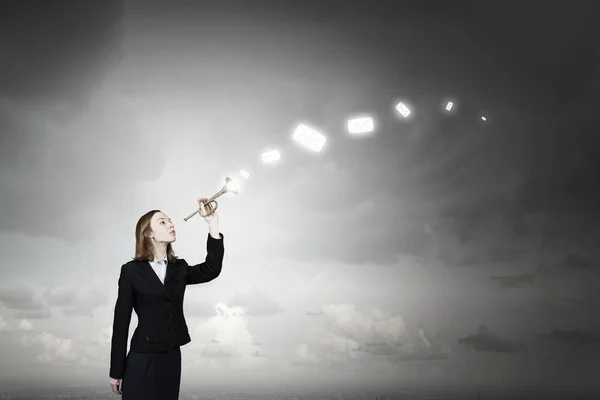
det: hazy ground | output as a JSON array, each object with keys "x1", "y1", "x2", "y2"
[{"x1": 1, "y1": 383, "x2": 599, "y2": 400}]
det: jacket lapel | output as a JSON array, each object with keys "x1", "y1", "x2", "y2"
[
  {"x1": 137, "y1": 261, "x2": 172, "y2": 300},
  {"x1": 164, "y1": 260, "x2": 182, "y2": 296},
  {"x1": 164, "y1": 260, "x2": 178, "y2": 285}
]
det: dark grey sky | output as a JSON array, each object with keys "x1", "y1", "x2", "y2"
[{"x1": 1, "y1": 0, "x2": 600, "y2": 392}]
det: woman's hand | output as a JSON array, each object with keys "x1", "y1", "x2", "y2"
[
  {"x1": 109, "y1": 377, "x2": 122, "y2": 395},
  {"x1": 198, "y1": 197, "x2": 219, "y2": 225}
]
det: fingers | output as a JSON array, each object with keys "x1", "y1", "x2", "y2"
[
  {"x1": 196, "y1": 197, "x2": 219, "y2": 219},
  {"x1": 197, "y1": 197, "x2": 207, "y2": 216},
  {"x1": 198, "y1": 197, "x2": 218, "y2": 218},
  {"x1": 110, "y1": 379, "x2": 123, "y2": 395}
]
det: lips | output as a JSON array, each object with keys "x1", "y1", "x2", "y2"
[{"x1": 170, "y1": 230, "x2": 176, "y2": 235}]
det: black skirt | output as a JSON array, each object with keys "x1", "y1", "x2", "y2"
[{"x1": 121, "y1": 346, "x2": 181, "y2": 400}]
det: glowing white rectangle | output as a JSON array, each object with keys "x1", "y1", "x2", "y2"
[
  {"x1": 395, "y1": 102, "x2": 411, "y2": 118},
  {"x1": 348, "y1": 117, "x2": 374, "y2": 134},
  {"x1": 261, "y1": 150, "x2": 280, "y2": 163},
  {"x1": 292, "y1": 124, "x2": 327, "y2": 152},
  {"x1": 446, "y1": 102, "x2": 453, "y2": 111}
]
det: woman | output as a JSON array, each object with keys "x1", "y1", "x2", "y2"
[{"x1": 108, "y1": 197, "x2": 224, "y2": 399}]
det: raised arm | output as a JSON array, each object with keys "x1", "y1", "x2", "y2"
[
  {"x1": 109, "y1": 264, "x2": 134, "y2": 379},
  {"x1": 187, "y1": 232, "x2": 224, "y2": 285}
]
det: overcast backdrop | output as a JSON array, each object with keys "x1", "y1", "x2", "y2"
[{"x1": 1, "y1": 0, "x2": 600, "y2": 393}]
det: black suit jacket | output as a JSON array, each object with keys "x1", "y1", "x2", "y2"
[{"x1": 109, "y1": 232, "x2": 224, "y2": 379}]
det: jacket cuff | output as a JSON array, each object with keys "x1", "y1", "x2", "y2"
[{"x1": 208, "y1": 232, "x2": 224, "y2": 241}]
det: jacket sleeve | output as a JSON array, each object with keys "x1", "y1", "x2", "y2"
[
  {"x1": 187, "y1": 232, "x2": 225, "y2": 285},
  {"x1": 109, "y1": 264, "x2": 134, "y2": 379}
]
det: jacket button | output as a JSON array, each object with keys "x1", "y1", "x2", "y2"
[{"x1": 145, "y1": 336, "x2": 150, "y2": 341}]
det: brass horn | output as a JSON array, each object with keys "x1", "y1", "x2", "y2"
[{"x1": 183, "y1": 177, "x2": 238, "y2": 221}]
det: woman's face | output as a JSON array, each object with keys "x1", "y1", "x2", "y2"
[{"x1": 149, "y1": 212, "x2": 176, "y2": 244}]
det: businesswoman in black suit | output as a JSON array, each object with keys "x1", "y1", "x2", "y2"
[{"x1": 109, "y1": 197, "x2": 224, "y2": 399}]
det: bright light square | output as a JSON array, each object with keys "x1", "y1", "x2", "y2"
[
  {"x1": 348, "y1": 117, "x2": 374, "y2": 134},
  {"x1": 395, "y1": 102, "x2": 411, "y2": 118},
  {"x1": 292, "y1": 124, "x2": 327, "y2": 152},
  {"x1": 261, "y1": 150, "x2": 280, "y2": 163}
]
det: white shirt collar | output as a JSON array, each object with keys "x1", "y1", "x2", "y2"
[{"x1": 150, "y1": 254, "x2": 168, "y2": 264}]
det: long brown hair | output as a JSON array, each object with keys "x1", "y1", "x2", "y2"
[{"x1": 133, "y1": 209, "x2": 178, "y2": 263}]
